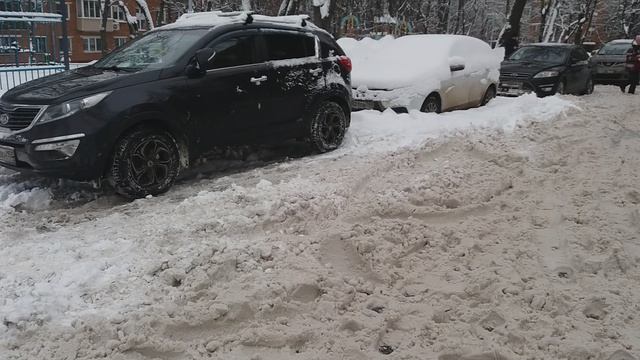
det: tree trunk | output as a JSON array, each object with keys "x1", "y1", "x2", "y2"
[
  {"x1": 454, "y1": 0, "x2": 465, "y2": 34},
  {"x1": 498, "y1": 0, "x2": 527, "y2": 59},
  {"x1": 437, "y1": 0, "x2": 450, "y2": 33},
  {"x1": 100, "y1": 0, "x2": 111, "y2": 55}
]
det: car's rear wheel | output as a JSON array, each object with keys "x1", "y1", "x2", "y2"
[
  {"x1": 308, "y1": 101, "x2": 347, "y2": 153},
  {"x1": 421, "y1": 94, "x2": 441, "y2": 113},
  {"x1": 481, "y1": 86, "x2": 496, "y2": 106},
  {"x1": 108, "y1": 128, "x2": 180, "y2": 199}
]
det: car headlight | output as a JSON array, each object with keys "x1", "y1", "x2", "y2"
[
  {"x1": 533, "y1": 70, "x2": 560, "y2": 79},
  {"x1": 38, "y1": 91, "x2": 111, "y2": 124}
]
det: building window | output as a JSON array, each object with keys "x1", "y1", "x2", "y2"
[
  {"x1": 136, "y1": 6, "x2": 148, "y2": 30},
  {"x1": 81, "y1": 0, "x2": 101, "y2": 18},
  {"x1": 32, "y1": 37, "x2": 47, "y2": 53},
  {"x1": 82, "y1": 37, "x2": 102, "y2": 53},
  {"x1": 111, "y1": 5, "x2": 125, "y2": 21},
  {"x1": 114, "y1": 37, "x2": 127, "y2": 48},
  {"x1": 0, "y1": 35, "x2": 20, "y2": 50}
]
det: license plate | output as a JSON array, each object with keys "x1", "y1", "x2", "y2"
[
  {"x1": 500, "y1": 81, "x2": 522, "y2": 89},
  {"x1": 0, "y1": 145, "x2": 16, "y2": 166},
  {"x1": 353, "y1": 100, "x2": 375, "y2": 110}
]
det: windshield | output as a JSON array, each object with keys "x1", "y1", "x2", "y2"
[
  {"x1": 94, "y1": 29, "x2": 207, "y2": 71},
  {"x1": 598, "y1": 42, "x2": 632, "y2": 55},
  {"x1": 509, "y1": 46, "x2": 568, "y2": 63}
]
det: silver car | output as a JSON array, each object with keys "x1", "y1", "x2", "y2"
[
  {"x1": 591, "y1": 39, "x2": 633, "y2": 89},
  {"x1": 340, "y1": 35, "x2": 501, "y2": 114}
]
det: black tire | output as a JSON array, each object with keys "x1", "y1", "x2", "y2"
[
  {"x1": 308, "y1": 101, "x2": 348, "y2": 153},
  {"x1": 421, "y1": 93, "x2": 441, "y2": 113},
  {"x1": 481, "y1": 86, "x2": 496, "y2": 106},
  {"x1": 584, "y1": 77, "x2": 594, "y2": 95},
  {"x1": 108, "y1": 128, "x2": 180, "y2": 199},
  {"x1": 556, "y1": 80, "x2": 567, "y2": 95}
]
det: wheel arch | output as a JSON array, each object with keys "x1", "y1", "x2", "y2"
[{"x1": 421, "y1": 91, "x2": 442, "y2": 113}]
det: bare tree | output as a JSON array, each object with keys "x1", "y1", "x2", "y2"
[{"x1": 498, "y1": 0, "x2": 527, "y2": 58}]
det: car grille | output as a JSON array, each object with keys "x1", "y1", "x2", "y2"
[
  {"x1": 598, "y1": 61, "x2": 624, "y2": 67},
  {"x1": 500, "y1": 72, "x2": 530, "y2": 80},
  {"x1": 0, "y1": 104, "x2": 42, "y2": 131}
]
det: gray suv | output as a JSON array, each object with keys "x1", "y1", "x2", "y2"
[{"x1": 591, "y1": 39, "x2": 633, "y2": 90}]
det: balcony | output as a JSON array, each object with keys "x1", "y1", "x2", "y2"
[{"x1": 77, "y1": 18, "x2": 119, "y2": 32}]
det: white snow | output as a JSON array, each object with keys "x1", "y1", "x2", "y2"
[{"x1": 338, "y1": 35, "x2": 503, "y2": 90}]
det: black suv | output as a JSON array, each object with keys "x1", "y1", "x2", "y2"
[
  {"x1": 0, "y1": 13, "x2": 352, "y2": 198},
  {"x1": 499, "y1": 44, "x2": 593, "y2": 97}
]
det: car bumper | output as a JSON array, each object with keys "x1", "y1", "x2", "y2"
[
  {"x1": 0, "y1": 109, "x2": 112, "y2": 180},
  {"x1": 498, "y1": 76, "x2": 559, "y2": 97}
]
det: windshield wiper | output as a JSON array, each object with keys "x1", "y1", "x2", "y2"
[{"x1": 94, "y1": 65, "x2": 140, "y2": 72}]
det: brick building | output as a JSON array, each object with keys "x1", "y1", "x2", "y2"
[{"x1": 0, "y1": 0, "x2": 172, "y2": 65}]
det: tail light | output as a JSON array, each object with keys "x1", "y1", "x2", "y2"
[{"x1": 337, "y1": 56, "x2": 352, "y2": 74}]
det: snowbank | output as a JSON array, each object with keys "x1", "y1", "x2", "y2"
[{"x1": 339, "y1": 93, "x2": 576, "y2": 156}]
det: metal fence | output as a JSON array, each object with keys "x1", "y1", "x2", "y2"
[{"x1": 0, "y1": 65, "x2": 66, "y2": 91}]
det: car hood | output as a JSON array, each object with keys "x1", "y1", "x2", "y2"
[
  {"x1": 500, "y1": 60, "x2": 562, "y2": 76},
  {"x1": 1, "y1": 66, "x2": 158, "y2": 105}
]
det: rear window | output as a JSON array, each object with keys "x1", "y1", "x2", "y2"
[
  {"x1": 264, "y1": 32, "x2": 315, "y2": 61},
  {"x1": 319, "y1": 36, "x2": 344, "y2": 58},
  {"x1": 598, "y1": 42, "x2": 632, "y2": 55}
]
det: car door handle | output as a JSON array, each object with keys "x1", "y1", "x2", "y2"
[
  {"x1": 250, "y1": 76, "x2": 268, "y2": 84},
  {"x1": 309, "y1": 68, "x2": 322, "y2": 75}
]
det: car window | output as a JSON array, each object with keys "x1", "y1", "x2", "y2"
[
  {"x1": 208, "y1": 35, "x2": 258, "y2": 69},
  {"x1": 509, "y1": 46, "x2": 568, "y2": 63},
  {"x1": 263, "y1": 32, "x2": 316, "y2": 61},
  {"x1": 598, "y1": 43, "x2": 632, "y2": 55},
  {"x1": 319, "y1": 37, "x2": 344, "y2": 58},
  {"x1": 571, "y1": 48, "x2": 589, "y2": 62},
  {"x1": 571, "y1": 48, "x2": 589, "y2": 61},
  {"x1": 94, "y1": 29, "x2": 208, "y2": 71}
]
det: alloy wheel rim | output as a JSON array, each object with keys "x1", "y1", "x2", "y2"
[
  {"x1": 425, "y1": 100, "x2": 438, "y2": 112},
  {"x1": 320, "y1": 111, "x2": 344, "y2": 146},
  {"x1": 130, "y1": 138, "x2": 172, "y2": 188}
]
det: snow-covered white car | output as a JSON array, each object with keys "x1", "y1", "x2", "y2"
[{"x1": 338, "y1": 35, "x2": 503, "y2": 113}]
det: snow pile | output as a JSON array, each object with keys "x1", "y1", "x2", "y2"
[
  {"x1": 0, "y1": 169, "x2": 52, "y2": 213},
  {"x1": 340, "y1": 93, "x2": 576, "y2": 155},
  {"x1": 338, "y1": 35, "x2": 503, "y2": 90}
]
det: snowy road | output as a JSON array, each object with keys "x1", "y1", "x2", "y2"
[{"x1": 1, "y1": 88, "x2": 639, "y2": 359}]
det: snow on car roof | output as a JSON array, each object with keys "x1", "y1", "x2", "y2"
[
  {"x1": 156, "y1": 11, "x2": 321, "y2": 31},
  {"x1": 610, "y1": 39, "x2": 633, "y2": 44}
]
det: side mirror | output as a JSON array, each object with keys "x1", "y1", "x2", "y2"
[
  {"x1": 449, "y1": 57, "x2": 466, "y2": 72},
  {"x1": 195, "y1": 48, "x2": 216, "y2": 69}
]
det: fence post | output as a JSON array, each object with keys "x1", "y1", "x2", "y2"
[{"x1": 60, "y1": 0, "x2": 70, "y2": 70}]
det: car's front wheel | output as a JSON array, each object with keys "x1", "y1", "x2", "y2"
[
  {"x1": 556, "y1": 80, "x2": 567, "y2": 95},
  {"x1": 308, "y1": 101, "x2": 348, "y2": 153},
  {"x1": 421, "y1": 93, "x2": 441, "y2": 113},
  {"x1": 108, "y1": 127, "x2": 180, "y2": 199},
  {"x1": 584, "y1": 77, "x2": 594, "y2": 95}
]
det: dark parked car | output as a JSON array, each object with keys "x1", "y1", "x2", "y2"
[
  {"x1": 590, "y1": 39, "x2": 633, "y2": 89},
  {"x1": 498, "y1": 43, "x2": 593, "y2": 97},
  {"x1": 0, "y1": 13, "x2": 352, "y2": 198}
]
